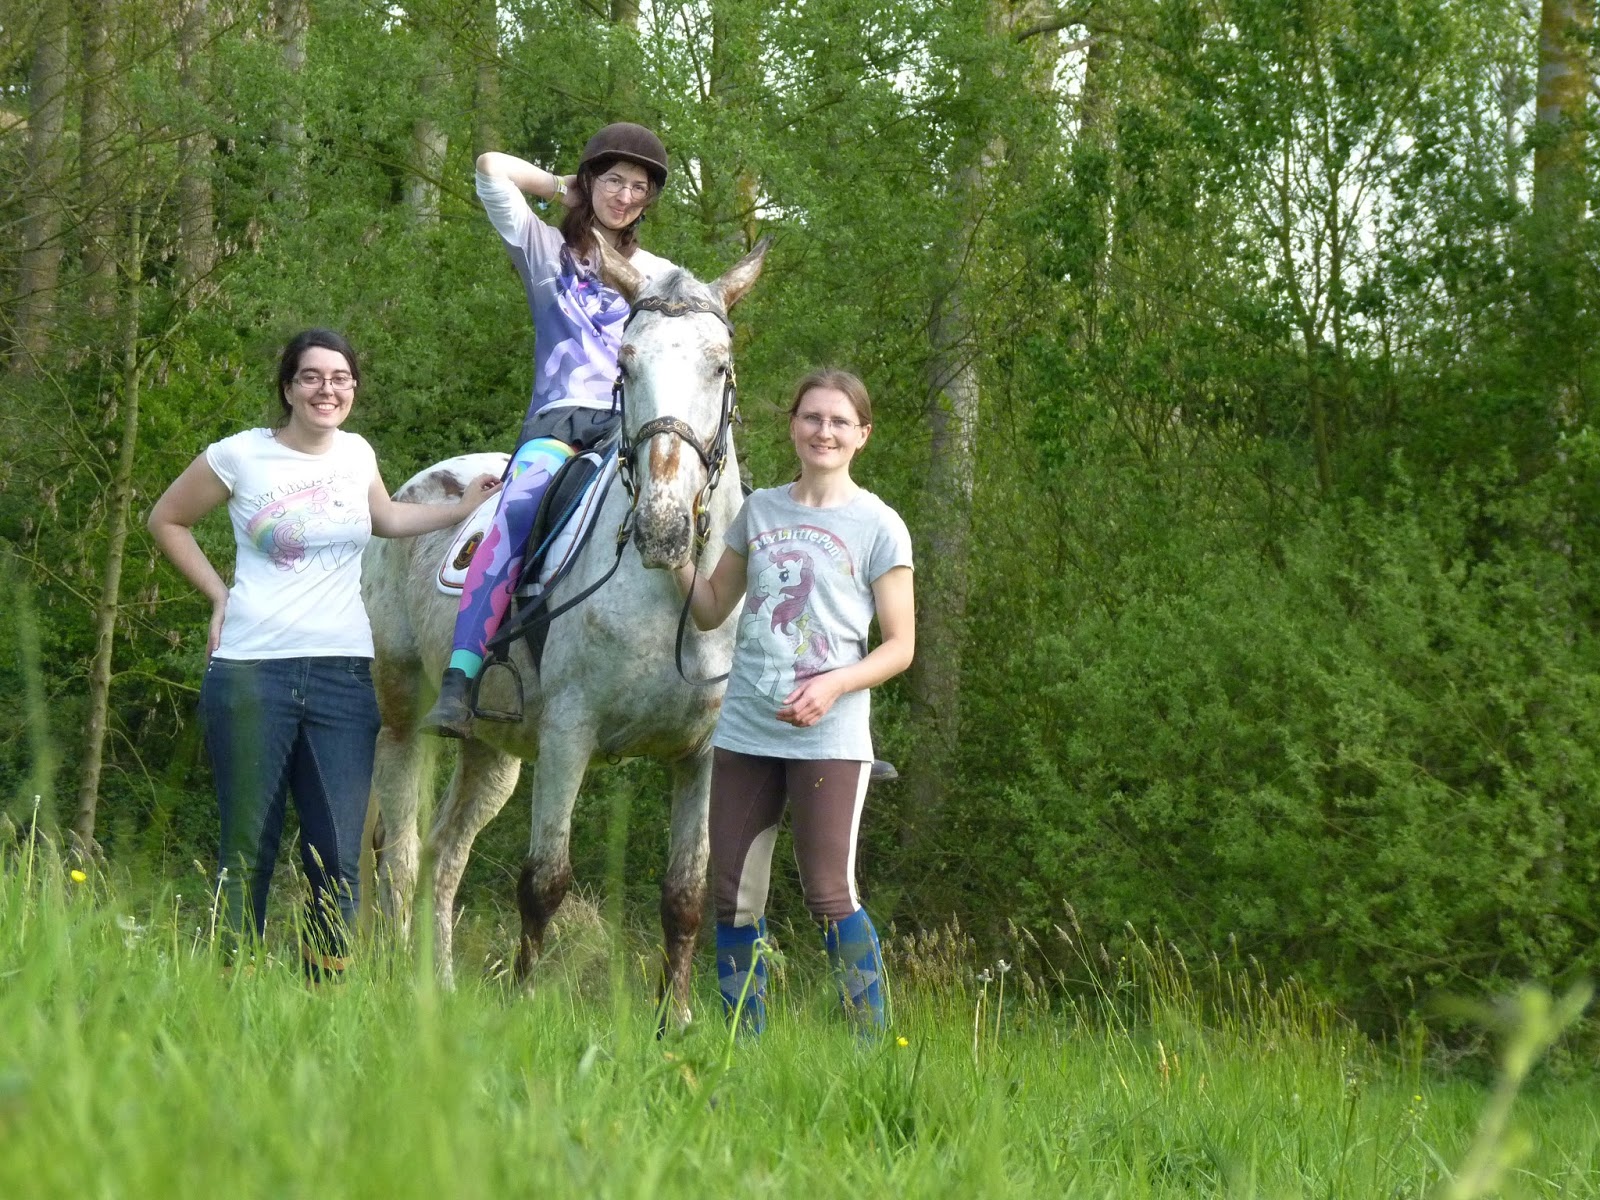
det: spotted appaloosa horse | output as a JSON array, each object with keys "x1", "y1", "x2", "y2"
[{"x1": 362, "y1": 240, "x2": 768, "y2": 1024}]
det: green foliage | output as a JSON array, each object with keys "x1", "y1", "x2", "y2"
[{"x1": 951, "y1": 450, "x2": 1600, "y2": 1021}]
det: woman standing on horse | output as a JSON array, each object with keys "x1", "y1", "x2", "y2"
[
  {"x1": 148, "y1": 329, "x2": 500, "y2": 976},
  {"x1": 673, "y1": 368, "x2": 916, "y2": 1033},
  {"x1": 423, "y1": 122, "x2": 675, "y2": 737}
]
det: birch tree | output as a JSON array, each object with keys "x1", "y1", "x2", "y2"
[{"x1": 11, "y1": 0, "x2": 71, "y2": 370}]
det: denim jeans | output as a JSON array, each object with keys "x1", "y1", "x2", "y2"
[{"x1": 199, "y1": 656, "x2": 380, "y2": 969}]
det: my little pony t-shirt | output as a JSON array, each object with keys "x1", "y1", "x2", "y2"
[
  {"x1": 205, "y1": 428, "x2": 378, "y2": 659},
  {"x1": 713, "y1": 485, "x2": 914, "y2": 762}
]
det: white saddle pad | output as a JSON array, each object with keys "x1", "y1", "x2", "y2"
[
  {"x1": 435, "y1": 493, "x2": 502, "y2": 595},
  {"x1": 434, "y1": 452, "x2": 618, "y2": 598}
]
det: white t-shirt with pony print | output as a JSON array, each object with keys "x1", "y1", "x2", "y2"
[{"x1": 205, "y1": 428, "x2": 378, "y2": 659}]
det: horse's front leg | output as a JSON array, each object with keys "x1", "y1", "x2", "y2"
[
  {"x1": 515, "y1": 716, "x2": 595, "y2": 982},
  {"x1": 659, "y1": 748, "x2": 712, "y2": 1033},
  {"x1": 370, "y1": 657, "x2": 424, "y2": 941},
  {"x1": 429, "y1": 736, "x2": 522, "y2": 987}
]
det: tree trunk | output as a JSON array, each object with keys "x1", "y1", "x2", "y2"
[
  {"x1": 708, "y1": 0, "x2": 759, "y2": 251},
  {"x1": 405, "y1": 105, "x2": 448, "y2": 223},
  {"x1": 470, "y1": 0, "x2": 499, "y2": 156},
  {"x1": 901, "y1": 1, "x2": 1063, "y2": 856},
  {"x1": 608, "y1": 0, "x2": 642, "y2": 112},
  {"x1": 79, "y1": 0, "x2": 120, "y2": 320},
  {"x1": 176, "y1": 0, "x2": 216, "y2": 290},
  {"x1": 73, "y1": 192, "x2": 144, "y2": 850},
  {"x1": 404, "y1": 8, "x2": 449, "y2": 223},
  {"x1": 1533, "y1": 0, "x2": 1591, "y2": 222},
  {"x1": 901, "y1": 250, "x2": 982, "y2": 855},
  {"x1": 270, "y1": 0, "x2": 309, "y2": 209},
  {"x1": 12, "y1": 0, "x2": 72, "y2": 371},
  {"x1": 1530, "y1": 0, "x2": 1592, "y2": 434}
]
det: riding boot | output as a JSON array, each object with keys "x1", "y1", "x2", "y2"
[
  {"x1": 823, "y1": 907, "x2": 887, "y2": 1032},
  {"x1": 420, "y1": 668, "x2": 474, "y2": 739},
  {"x1": 715, "y1": 919, "x2": 767, "y2": 1035}
]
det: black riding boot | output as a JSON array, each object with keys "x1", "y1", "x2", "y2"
[{"x1": 420, "y1": 668, "x2": 474, "y2": 739}]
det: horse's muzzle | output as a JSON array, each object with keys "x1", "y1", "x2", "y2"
[{"x1": 634, "y1": 497, "x2": 693, "y2": 569}]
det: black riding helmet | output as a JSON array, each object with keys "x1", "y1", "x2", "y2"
[{"x1": 579, "y1": 122, "x2": 669, "y2": 189}]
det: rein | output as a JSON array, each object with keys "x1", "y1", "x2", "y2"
[{"x1": 613, "y1": 292, "x2": 742, "y2": 687}]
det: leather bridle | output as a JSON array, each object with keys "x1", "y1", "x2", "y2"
[{"x1": 612, "y1": 293, "x2": 740, "y2": 553}]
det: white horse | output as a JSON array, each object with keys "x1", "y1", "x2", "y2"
[{"x1": 362, "y1": 239, "x2": 769, "y2": 1022}]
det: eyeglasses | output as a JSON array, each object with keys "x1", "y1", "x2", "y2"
[
  {"x1": 596, "y1": 173, "x2": 652, "y2": 201},
  {"x1": 795, "y1": 413, "x2": 861, "y2": 434},
  {"x1": 294, "y1": 371, "x2": 357, "y2": 392}
]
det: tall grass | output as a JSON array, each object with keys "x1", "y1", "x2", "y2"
[{"x1": 3, "y1": 825, "x2": 1596, "y2": 1199}]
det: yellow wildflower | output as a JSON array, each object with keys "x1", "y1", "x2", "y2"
[{"x1": 69, "y1": 869, "x2": 87, "y2": 884}]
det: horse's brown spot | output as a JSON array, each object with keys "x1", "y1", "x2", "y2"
[
  {"x1": 649, "y1": 437, "x2": 683, "y2": 482},
  {"x1": 432, "y1": 470, "x2": 467, "y2": 499}
]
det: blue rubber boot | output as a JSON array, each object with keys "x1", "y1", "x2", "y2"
[
  {"x1": 824, "y1": 908, "x2": 887, "y2": 1032},
  {"x1": 715, "y1": 920, "x2": 767, "y2": 1035}
]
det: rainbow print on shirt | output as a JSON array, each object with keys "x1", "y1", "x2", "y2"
[{"x1": 244, "y1": 482, "x2": 365, "y2": 573}]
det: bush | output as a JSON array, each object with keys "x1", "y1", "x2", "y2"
[{"x1": 963, "y1": 459, "x2": 1600, "y2": 1024}]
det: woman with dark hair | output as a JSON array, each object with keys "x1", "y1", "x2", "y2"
[
  {"x1": 672, "y1": 368, "x2": 916, "y2": 1035},
  {"x1": 422, "y1": 122, "x2": 676, "y2": 736},
  {"x1": 148, "y1": 329, "x2": 500, "y2": 977}
]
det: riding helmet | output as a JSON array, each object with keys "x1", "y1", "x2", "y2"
[{"x1": 579, "y1": 122, "x2": 669, "y2": 188}]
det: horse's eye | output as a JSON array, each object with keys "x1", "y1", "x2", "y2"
[{"x1": 713, "y1": 363, "x2": 728, "y2": 377}]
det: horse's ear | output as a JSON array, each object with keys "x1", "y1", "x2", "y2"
[
  {"x1": 596, "y1": 235, "x2": 646, "y2": 304},
  {"x1": 709, "y1": 236, "x2": 772, "y2": 312}
]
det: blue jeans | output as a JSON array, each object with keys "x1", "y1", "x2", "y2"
[{"x1": 199, "y1": 656, "x2": 380, "y2": 969}]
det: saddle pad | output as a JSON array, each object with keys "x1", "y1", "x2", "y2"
[
  {"x1": 434, "y1": 451, "x2": 619, "y2": 598},
  {"x1": 435, "y1": 492, "x2": 503, "y2": 595}
]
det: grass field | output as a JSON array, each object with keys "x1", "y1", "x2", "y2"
[{"x1": 3, "y1": 827, "x2": 1597, "y2": 1200}]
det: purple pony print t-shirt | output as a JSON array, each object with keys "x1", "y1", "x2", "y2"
[
  {"x1": 712, "y1": 485, "x2": 914, "y2": 763},
  {"x1": 476, "y1": 172, "x2": 674, "y2": 436},
  {"x1": 205, "y1": 428, "x2": 378, "y2": 659}
]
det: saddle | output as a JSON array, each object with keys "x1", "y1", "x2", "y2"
[{"x1": 435, "y1": 439, "x2": 618, "y2": 603}]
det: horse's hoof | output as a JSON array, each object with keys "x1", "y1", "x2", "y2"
[{"x1": 421, "y1": 668, "x2": 474, "y2": 739}]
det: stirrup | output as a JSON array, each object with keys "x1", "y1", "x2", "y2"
[{"x1": 472, "y1": 658, "x2": 525, "y2": 723}]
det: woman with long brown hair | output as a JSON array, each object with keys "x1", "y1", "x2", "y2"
[{"x1": 423, "y1": 123, "x2": 675, "y2": 736}]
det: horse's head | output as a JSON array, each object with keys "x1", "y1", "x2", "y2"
[{"x1": 599, "y1": 236, "x2": 770, "y2": 570}]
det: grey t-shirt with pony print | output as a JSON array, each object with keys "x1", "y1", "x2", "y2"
[{"x1": 711, "y1": 485, "x2": 913, "y2": 763}]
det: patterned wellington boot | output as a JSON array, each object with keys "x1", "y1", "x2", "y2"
[
  {"x1": 715, "y1": 919, "x2": 768, "y2": 1035},
  {"x1": 824, "y1": 907, "x2": 887, "y2": 1032}
]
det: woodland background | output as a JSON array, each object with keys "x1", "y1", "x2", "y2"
[{"x1": 3, "y1": 0, "x2": 1599, "y2": 1031}]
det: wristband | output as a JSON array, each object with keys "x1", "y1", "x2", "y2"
[{"x1": 552, "y1": 175, "x2": 567, "y2": 200}]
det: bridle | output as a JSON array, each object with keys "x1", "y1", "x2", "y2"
[
  {"x1": 610, "y1": 291, "x2": 743, "y2": 687},
  {"x1": 612, "y1": 293, "x2": 740, "y2": 554}
]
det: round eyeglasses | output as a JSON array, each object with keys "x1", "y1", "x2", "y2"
[{"x1": 596, "y1": 173, "x2": 652, "y2": 201}]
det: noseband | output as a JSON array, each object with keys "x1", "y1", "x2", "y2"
[{"x1": 613, "y1": 294, "x2": 740, "y2": 551}]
